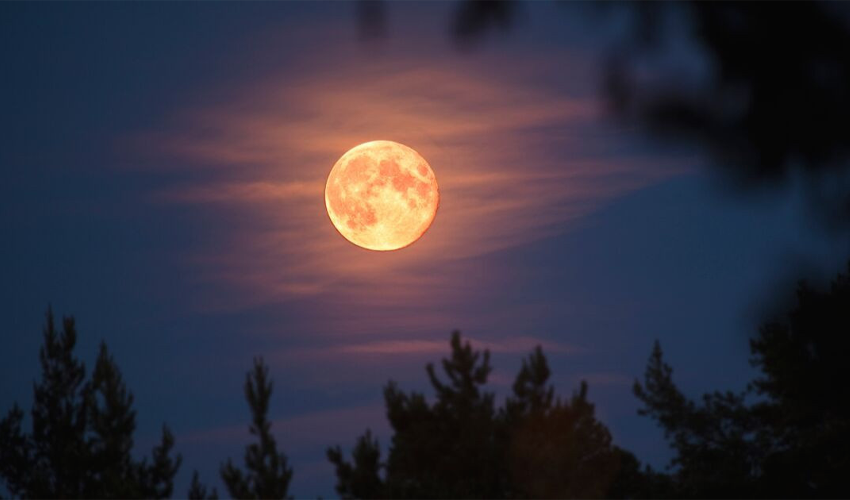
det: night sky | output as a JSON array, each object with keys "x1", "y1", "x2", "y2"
[{"x1": 2, "y1": 2, "x2": 848, "y2": 497}]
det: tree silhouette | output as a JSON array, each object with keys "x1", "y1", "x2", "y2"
[
  {"x1": 438, "y1": 1, "x2": 850, "y2": 229},
  {"x1": 87, "y1": 343, "x2": 182, "y2": 498},
  {"x1": 329, "y1": 331, "x2": 645, "y2": 499},
  {"x1": 137, "y1": 425, "x2": 181, "y2": 499},
  {"x1": 452, "y1": 0, "x2": 515, "y2": 46},
  {"x1": 0, "y1": 308, "x2": 181, "y2": 498},
  {"x1": 634, "y1": 261, "x2": 850, "y2": 497},
  {"x1": 382, "y1": 331, "x2": 501, "y2": 498},
  {"x1": 748, "y1": 261, "x2": 850, "y2": 497},
  {"x1": 505, "y1": 346, "x2": 553, "y2": 417},
  {"x1": 188, "y1": 470, "x2": 219, "y2": 500},
  {"x1": 327, "y1": 430, "x2": 384, "y2": 499},
  {"x1": 633, "y1": 341, "x2": 756, "y2": 498},
  {"x1": 608, "y1": 2, "x2": 850, "y2": 229},
  {"x1": 504, "y1": 348, "x2": 635, "y2": 499},
  {"x1": 220, "y1": 357, "x2": 293, "y2": 499}
]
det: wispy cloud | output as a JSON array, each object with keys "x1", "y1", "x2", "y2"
[
  {"x1": 154, "y1": 181, "x2": 319, "y2": 204},
  {"x1": 133, "y1": 36, "x2": 685, "y2": 337},
  {"x1": 271, "y1": 335, "x2": 582, "y2": 365},
  {"x1": 181, "y1": 403, "x2": 388, "y2": 454},
  {"x1": 338, "y1": 336, "x2": 581, "y2": 355}
]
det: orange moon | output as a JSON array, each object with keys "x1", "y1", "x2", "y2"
[{"x1": 325, "y1": 140, "x2": 439, "y2": 251}]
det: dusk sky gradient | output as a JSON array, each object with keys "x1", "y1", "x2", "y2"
[{"x1": 2, "y1": 2, "x2": 849, "y2": 497}]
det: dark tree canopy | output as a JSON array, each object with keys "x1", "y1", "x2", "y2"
[
  {"x1": 5, "y1": 265, "x2": 848, "y2": 500},
  {"x1": 327, "y1": 430, "x2": 383, "y2": 500},
  {"x1": 383, "y1": 332, "x2": 500, "y2": 498},
  {"x1": 452, "y1": 0, "x2": 515, "y2": 46},
  {"x1": 607, "y1": 2, "x2": 850, "y2": 229},
  {"x1": 220, "y1": 357, "x2": 293, "y2": 500},
  {"x1": 634, "y1": 261, "x2": 850, "y2": 498},
  {"x1": 0, "y1": 308, "x2": 181, "y2": 499},
  {"x1": 188, "y1": 470, "x2": 219, "y2": 500},
  {"x1": 443, "y1": 1, "x2": 850, "y2": 229},
  {"x1": 328, "y1": 331, "x2": 645, "y2": 499}
]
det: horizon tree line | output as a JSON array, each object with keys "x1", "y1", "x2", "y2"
[{"x1": 2, "y1": 261, "x2": 849, "y2": 498}]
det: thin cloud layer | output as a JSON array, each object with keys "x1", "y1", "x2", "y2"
[
  {"x1": 271, "y1": 335, "x2": 582, "y2": 366},
  {"x1": 138, "y1": 38, "x2": 683, "y2": 339}
]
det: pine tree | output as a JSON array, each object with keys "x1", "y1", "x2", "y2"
[
  {"x1": 505, "y1": 346, "x2": 635, "y2": 498},
  {"x1": 138, "y1": 425, "x2": 182, "y2": 499},
  {"x1": 221, "y1": 357, "x2": 293, "y2": 499},
  {"x1": 749, "y1": 264, "x2": 850, "y2": 496},
  {"x1": 383, "y1": 331, "x2": 499, "y2": 498},
  {"x1": 506, "y1": 346, "x2": 554, "y2": 418},
  {"x1": 86, "y1": 342, "x2": 142, "y2": 497},
  {"x1": 633, "y1": 341, "x2": 757, "y2": 497},
  {"x1": 29, "y1": 309, "x2": 90, "y2": 497},
  {"x1": 0, "y1": 308, "x2": 181, "y2": 498},
  {"x1": 327, "y1": 430, "x2": 384, "y2": 499},
  {"x1": 633, "y1": 262, "x2": 850, "y2": 497},
  {"x1": 329, "y1": 331, "x2": 643, "y2": 498},
  {"x1": 188, "y1": 470, "x2": 219, "y2": 500}
]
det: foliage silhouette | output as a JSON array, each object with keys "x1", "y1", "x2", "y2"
[
  {"x1": 441, "y1": 1, "x2": 850, "y2": 229},
  {"x1": 328, "y1": 331, "x2": 646, "y2": 499},
  {"x1": 355, "y1": 0, "x2": 386, "y2": 40},
  {"x1": 634, "y1": 261, "x2": 850, "y2": 498},
  {"x1": 505, "y1": 350, "x2": 633, "y2": 499},
  {"x1": 220, "y1": 357, "x2": 293, "y2": 499},
  {"x1": 0, "y1": 308, "x2": 181, "y2": 498},
  {"x1": 327, "y1": 430, "x2": 384, "y2": 500},
  {"x1": 606, "y1": 2, "x2": 850, "y2": 228},
  {"x1": 6, "y1": 274, "x2": 847, "y2": 498},
  {"x1": 188, "y1": 470, "x2": 219, "y2": 500},
  {"x1": 452, "y1": 0, "x2": 515, "y2": 46}
]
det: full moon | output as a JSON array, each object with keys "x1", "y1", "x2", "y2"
[{"x1": 325, "y1": 140, "x2": 439, "y2": 251}]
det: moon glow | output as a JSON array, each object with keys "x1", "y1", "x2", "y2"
[{"x1": 325, "y1": 141, "x2": 439, "y2": 251}]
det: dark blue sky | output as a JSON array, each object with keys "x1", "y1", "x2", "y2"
[{"x1": 2, "y1": 2, "x2": 848, "y2": 497}]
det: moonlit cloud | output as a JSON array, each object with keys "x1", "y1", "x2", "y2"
[
  {"x1": 154, "y1": 181, "x2": 319, "y2": 204},
  {"x1": 270, "y1": 335, "x2": 582, "y2": 363},
  {"x1": 139, "y1": 43, "x2": 683, "y2": 334}
]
